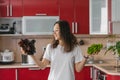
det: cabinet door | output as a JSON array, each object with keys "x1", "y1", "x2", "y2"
[
  {"x1": 59, "y1": 0, "x2": 89, "y2": 34},
  {"x1": 59, "y1": 0, "x2": 74, "y2": 33},
  {"x1": 0, "y1": 68, "x2": 16, "y2": 80},
  {"x1": 0, "y1": 0, "x2": 9, "y2": 17},
  {"x1": 10, "y1": 0, "x2": 23, "y2": 17},
  {"x1": 107, "y1": 74, "x2": 120, "y2": 80},
  {"x1": 112, "y1": 0, "x2": 120, "y2": 21},
  {"x1": 89, "y1": 0, "x2": 108, "y2": 34},
  {"x1": 75, "y1": 66, "x2": 92, "y2": 80},
  {"x1": 18, "y1": 68, "x2": 50, "y2": 80},
  {"x1": 75, "y1": 0, "x2": 89, "y2": 34},
  {"x1": 23, "y1": 0, "x2": 58, "y2": 16},
  {"x1": 0, "y1": 0, "x2": 22, "y2": 17}
]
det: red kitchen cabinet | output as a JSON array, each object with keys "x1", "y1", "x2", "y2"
[
  {"x1": 23, "y1": 0, "x2": 59, "y2": 16},
  {"x1": 59, "y1": 0, "x2": 89, "y2": 34},
  {"x1": 59, "y1": 0, "x2": 74, "y2": 34},
  {"x1": 75, "y1": 0, "x2": 89, "y2": 34},
  {"x1": 106, "y1": 74, "x2": 120, "y2": 80},
  {"x1": 75, "y1": 66, "x2": 92, "y2": 80},
  {"x1": 18, "y1": 67, "x2": 50, "y2": 80},
  {"x1": 10, "y1": 0, "x2": 23, "y2": 17},
  {"x1": 0, "y1": 0, "x2": 22, "y2": 17},
  {"x1": 0, "y1": 68, "x2": 16, "y2": 80},
  {"x1": 93, "y1": 66, "x2": 120, "y2": 80},
  {"x1": 0, "y1": 0, "x2": 9, "y2": 17}
]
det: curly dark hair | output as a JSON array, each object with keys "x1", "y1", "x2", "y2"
[{"x1": 51, "y1": 20, "x2": 78, "y2": 52}]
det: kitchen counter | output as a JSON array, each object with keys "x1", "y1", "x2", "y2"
[
  {"x1": 0, "y1": 62, "x2": 120, "y2": 76},
  {"x1": 0, "y1": 62, "x2": 39, "y2": 69},
  {"x1": 93, "y1": 63, "x2": 120, "y2": 76}
]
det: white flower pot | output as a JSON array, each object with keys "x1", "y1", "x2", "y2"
[{"x1": 27, "y1": 55, "x2": 35, "y2": 65}]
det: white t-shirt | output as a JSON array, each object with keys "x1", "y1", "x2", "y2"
[{"x1": 43, "y1": 44, "x2": 83, "y2": 80}]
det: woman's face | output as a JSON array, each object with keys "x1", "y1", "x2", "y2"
[{"x1": 53, "y1": 24, "x2": 61, "y2": 40}]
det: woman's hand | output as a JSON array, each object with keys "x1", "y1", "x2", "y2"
[
  {"x1": 84, "y1": 54, "x2": 90, "y2": 60},
  {"x1": 20, "y1": 48, "x2": 27, "y2": 55}
]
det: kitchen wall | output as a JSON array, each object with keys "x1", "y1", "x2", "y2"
[{"x1": 0, "y1": 35, "x2": 119, "y2": 63}]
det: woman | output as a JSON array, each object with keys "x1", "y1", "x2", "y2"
[{"x1": 22, "y1": 20, "x2": 88, "y2": 80}]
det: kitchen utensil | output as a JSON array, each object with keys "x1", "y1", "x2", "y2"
[{"x1": 0, "y1": 49, "x2": 14, "y2": 64}]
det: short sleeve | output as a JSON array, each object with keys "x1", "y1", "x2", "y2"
[
  {"x1": 74, "y1": 46, "x2": 84, "y2": 63},
  {"x1": 43, "y1": 44, "x2": 52, "y2": 61}
]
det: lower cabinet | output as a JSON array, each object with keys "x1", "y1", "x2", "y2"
[
  {"x1": 75, "y1": 66, "x2": 92, "y2": 80},
  {"x1": 93, "y1": 67, "x2": 120, "y2": 80},
  {"x1": 17, "y1": 67, "x2": 50, "y2": 80},
  {"x1": 0, "y1": 67, "x2": 92, "y2": 80},
  {"x1": 1, "y1": 66, "x2": 120, "y2": 80},
  {"x1": 106, "y1": 75, "x2": 120, "y2": 80},
  {"x1": 0, "y1": 68, "x2": 16, "y2": 80}
]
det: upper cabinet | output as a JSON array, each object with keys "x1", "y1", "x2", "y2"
[
  {"x1": 23, "y1": 0, "x2": 59, "y2": 16},
  {"x1": 0, "y1": 0, "x2": 90, "y2": 34},
  {"x1": 59, "y1": 0, "x2": 89, "y2": 34},
  {"x1": 89, "y1": 0, "x2": 109, "y2": 34},
  {"x1": 75, "y1": 0, "x2": 89, "y2": 34},
  {"x1": 0, "y1": 0, "x2": 23, "y2": 17},
  {"x1": 112, "y1": 0, "x2": 120, "y2": 21},
  {"x1": 111, "y1": 0, "x2": 120, "y2": 34}
]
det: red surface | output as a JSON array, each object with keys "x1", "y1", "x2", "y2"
[
  {"x1": 75, "y1": 0, "x2": 89, "y2": 34},
  {"x1": 59, "y1": 0, "x2": 89, "y2": 34},
  {"x1": 10, "y1": 0, "x2": 23, "y2": 17},
  {"x1": 0, "y1": 68, "x2": 16, "y2": 80},
  {"x1": 18, "y1": 67, "x2": 50, "y2": 80},
  {"x1": 0, "y1": 0, "x2": 22, "y2": 17},
  {"x1": 59, "y1": 0, "x2": 74, "y2": 33},
  {"x1": 106, "y1": 74, "x2": 120, "y2": 80},
  {"x1": 23, "y1": 0, "x2": 59, "y2": 16},
  {"x1": 75, "y1": 66, "x2": 92, "y2": 80},
  {"x1": 0, "y1": 0, "x2": 9, "y2": 17}
]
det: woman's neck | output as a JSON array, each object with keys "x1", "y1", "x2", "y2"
[{"x1": 59, "y1": 40, "x2": 64, "y2": 46}]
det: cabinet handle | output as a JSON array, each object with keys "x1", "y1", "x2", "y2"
[
  {"x1": 15, "y1": 69, "x2": 18, "y2": 80},
  {"x1": 7, "y1": 5, "x2": 9, "y2": 16},
  {"x1": 35, "y1": 13, "x2": 47, "y2": 16},
  {"x1": 29, "y1": 67, "x2": 40, "y2": 70},
  {"x1": 72, "y1": 22, "x2": 74, "y2": 33},
  {"x1": 10, "y1": 4, "x2": 12, "y2": 16},
  {"x1": 75, "y1": 22, "x2": 78, "y2": 33},
  {"x1": 90, "y1": 67, "x2": 93, "y2": 79}
]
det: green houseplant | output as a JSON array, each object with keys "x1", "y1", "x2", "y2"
[
  {"x1": 87, "y1": 43, "x2": 103, "y2": 64},
  {"x1": 87, "y1": 43, "x2": 103, "y2": 55},
  {"x1": 104, "y1": 41, "x2": 120, "y2": 68},
  {"x1": 105, "y1": 41, "x2": 120, "y2": 57}
]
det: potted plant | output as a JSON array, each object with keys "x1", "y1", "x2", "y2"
[
  {"x1": 87, "y1": 43, "x2": 103, "y2": 55},
  {"x1": 105, "y1": 41, "x2": 120, "y2": 57},
  {"x1": 105, "y1": 41, "x2": 120, "y2": 68},
  {"x1": 87, "y1": 43, "x2": 103, "y2": 63},
  {"x1": 18, "y1": 39, "x2": 36, "y2": 64}
]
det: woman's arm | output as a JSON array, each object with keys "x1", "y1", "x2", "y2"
[
  {"x1": 75, "y1": 56, "x2": 88, "y2": 72},
  {"x1": 30, "y1": 55, "x2": 50, "y2": 69},
  {"x1": 21, "y1": 48, "x2": 50, "y2": 69}
]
